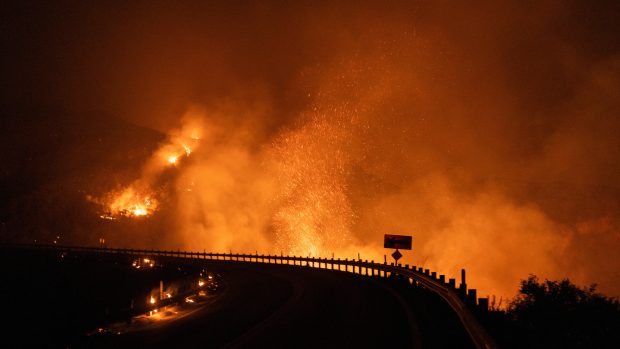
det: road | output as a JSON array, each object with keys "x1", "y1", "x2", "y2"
[{"x1": 91, "y1": 262, "x2": 474, "y2": 349}]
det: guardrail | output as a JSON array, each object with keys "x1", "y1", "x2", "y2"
[{"x1": 3, "y1": 243, "x2": 497, "y2": 349}]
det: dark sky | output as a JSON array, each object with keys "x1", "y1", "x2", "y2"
[
  {"x1": 4, "y1": 1, "x2": 617, "y2": 130},
  {"x1": 3, "y1": 0, "x2": 620, "y2": 298}
]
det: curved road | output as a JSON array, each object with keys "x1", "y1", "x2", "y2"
[{"x1": 99, "y1": 262, "x2": 474, "y2": 349}]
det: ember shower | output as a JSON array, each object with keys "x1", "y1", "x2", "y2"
[{"x1": 4, "y1": 1, "x2": 620, "y2": 300}]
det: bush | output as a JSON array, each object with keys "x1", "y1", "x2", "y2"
[{"x1": 506, "y1": 275, "x2": 620, "y2": 348}]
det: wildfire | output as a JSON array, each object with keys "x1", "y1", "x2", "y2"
[
  {"x1": 164, "y1": 143, "x2": 192, "y2": 166},
  {"x1": 132, "y1": 258, "x2": 155, "y2": 268},
  {"x1": 269, "y1": 115, "x2": 354, "y2": 256},
  {"x1": 95, "y1": 186, "x2": 158, "y2": 218},
  {"x1": 88, "y1": 117, "x2": 204, "y2": 223},
  {"x1": 133, "y1": 205, "x2": 148, "y2": 216}
]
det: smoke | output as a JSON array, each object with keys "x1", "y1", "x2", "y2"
[
  {"x1": 164, "y1": 2, "x2": 620, "y2": 300},
  {"x1": 5, "y1": 1, "x2": 620, "y2": 299},
  {"x1": 169, "y1": 52, "x2": 619, "y2": 299}
]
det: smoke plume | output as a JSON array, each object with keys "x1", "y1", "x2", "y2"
[{"x1": 4, "y1": 1, "x2": 620, "y2": 299}]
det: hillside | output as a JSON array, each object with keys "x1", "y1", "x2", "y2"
[{"x1": 0, "y1": 105, "x2": 166, "y2": 246}]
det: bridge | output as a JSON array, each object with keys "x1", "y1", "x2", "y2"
[{"x1": 4, "y1": 244, "x2": 497, "y2": 349}]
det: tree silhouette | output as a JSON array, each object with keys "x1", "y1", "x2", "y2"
[{"x1": 507, "y1": 275, "x2": 620, "y2": 348}]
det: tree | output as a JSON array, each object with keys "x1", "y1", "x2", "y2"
[{"x1": 507, "y1": 275, "x2": 620, "y2": 348}]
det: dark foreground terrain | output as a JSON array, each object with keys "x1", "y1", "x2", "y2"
[{"x1": 0, "y1": 247, "x2": 474, "y2": 348}]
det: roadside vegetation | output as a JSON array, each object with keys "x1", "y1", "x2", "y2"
[{"x1": 487, "y1": 275, "x2": 620, "y2": 348}]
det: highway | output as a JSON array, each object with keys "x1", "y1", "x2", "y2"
[{"x1": 92, "y1": 262, "x2": 475, "y2": 349}]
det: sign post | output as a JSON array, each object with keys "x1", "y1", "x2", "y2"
[{"x1": 384, "y1": 234, "x2": 412, "y2": 264}]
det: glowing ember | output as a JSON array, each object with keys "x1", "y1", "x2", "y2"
[
  {"x1": 269, "y1": 115, "x2": 354, "y2": 256},
  {"x1": 198, "y1": 280, "x2": 205, "y2": 287},
  {"x1": 149, "y1": 296, "x2": 156, "y2": 305},
  {"x1": 168, "y1": 155, "x2": 178, "y2": 164},
  {"x1": 182, "y1": 144, "x2": 192, "y2": 155}
]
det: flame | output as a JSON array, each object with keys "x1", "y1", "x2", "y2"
[
  {"x1": 149, "y1": 296, "x2": 156, "y2": 305},
  {"x1": 133, "y1": 205, "x2": 148, "y2": 216},
  {"x1": 94, "y1": 186, "x2": 158, "y2": 218},
  {"x1": 132, "y1": 258, "x2": 155, "y2": 268},
  {"x1": 88, "y1": 115, "x2": 204, "y2": 223}
]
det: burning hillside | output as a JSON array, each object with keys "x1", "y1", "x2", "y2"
[
  {"x1": 88, "y1": 115, "x2": 203, "y2": 221},
  {"x1": 3, "y1": 1, "x2": 620, "y2": 302}
]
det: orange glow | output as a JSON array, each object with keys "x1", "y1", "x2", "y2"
[
  {"x1": 59, "y1": 2, "x2": 620, "y2": 308},
  {"x1": 149, "y1": 296, "x2": 156, "y2": 305},
  {"x1": 198, "y1": 280, "x2": 205, "y2": 287},
  {"x1": 132, "y1": 258, "x2": 155, "y2": 268},
  {"x1": 133, "y1": 206, "x2": 148, "y2": 216},
  {"x1": 88, "y1": 118, "x2": 204, "y2": 223},
  {"x1": 90, "y1": 186, "x2": 158, "y2": 219}
]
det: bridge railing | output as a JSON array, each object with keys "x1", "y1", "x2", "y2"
[{"x1": 3, "y1": 243, "x2": 496, "y2": 349}]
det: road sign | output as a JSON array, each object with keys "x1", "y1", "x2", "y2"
[
  {"x1": 384, "y1": 234, "x2": 412, "y2": 250},
  {"x1": 392, "y1": 250, "x2": 402, "y2": 262}
]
